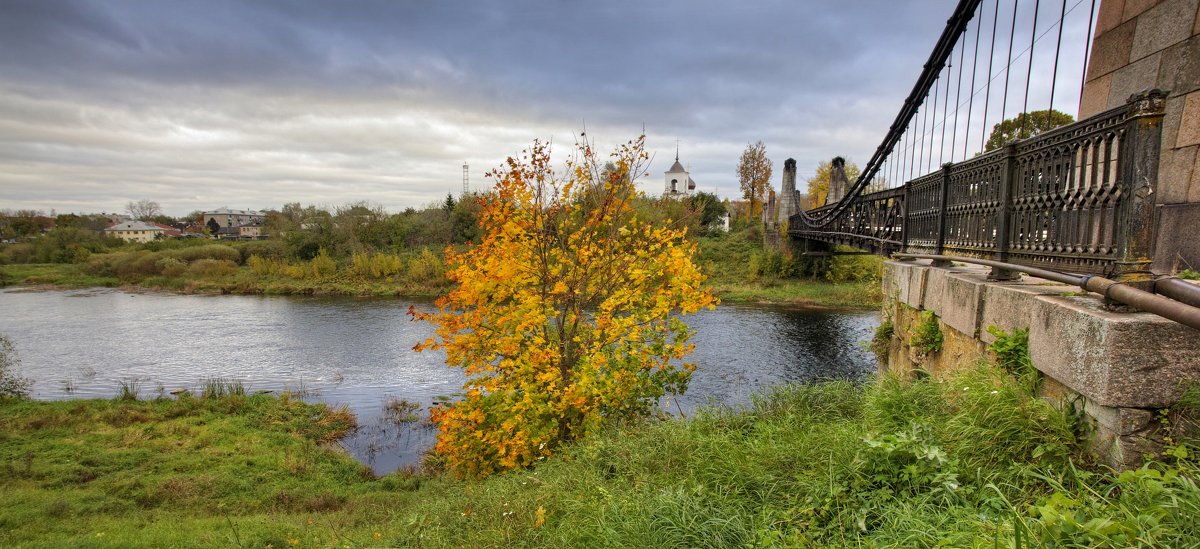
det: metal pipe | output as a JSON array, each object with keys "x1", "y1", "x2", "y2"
[
  {"x1": 894, "y1": 253, "x2": 1082, "y2": 285},
  {"x1": 1156, "y1": 277, "x2": 1200, "y2": 309},
  {"x1": 893, "y1": 253, "x2": 1200, "y2": 332}
]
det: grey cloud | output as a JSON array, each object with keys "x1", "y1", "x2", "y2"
[{"x1": 0, "y1": 0, "x2": 1093, "y2": 215}]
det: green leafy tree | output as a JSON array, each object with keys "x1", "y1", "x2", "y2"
[
  {"x1": 688, "y1": 191, "x2": 727, "y2": 234},
  {"x1": 984, "y1": 109, "x2": 1074, "y2": 151}
]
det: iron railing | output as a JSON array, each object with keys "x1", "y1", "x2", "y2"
[{"x1": 790, "y1": 89, "x2": 1167, "y2": 278}]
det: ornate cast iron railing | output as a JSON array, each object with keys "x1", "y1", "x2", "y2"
[{"x1": 790, "y1": 90, "x2": 1167, "y2": 278}]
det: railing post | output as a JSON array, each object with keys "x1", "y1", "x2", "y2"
[
  {"x1": 989, "y1": 143, "x2": 1020, "y2": 280},
  {"x1": 1112, "y1": 89, "x2": 1168, "y2": 282},
  {"x1": 932, "y1": 163, "x2": 953, "y2": 267},
  {"x1": 898, "y1": 183, "x2": 913, "y2": 260}
]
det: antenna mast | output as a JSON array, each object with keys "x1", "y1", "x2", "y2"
[{"x1": 462, "y1": 162, "x2": 469, "y2": 195}]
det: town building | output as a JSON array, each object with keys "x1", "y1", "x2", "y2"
[
  {"x1": 202, "y1": 208, "x2": 265, "y2": 229},
  {"x1": 105, "y1": 220, "x2": 166, "y2": 242}
]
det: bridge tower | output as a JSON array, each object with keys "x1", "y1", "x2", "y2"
[{"x1": 1079, "y1": 0, "x2": 1200, "y2": 271}]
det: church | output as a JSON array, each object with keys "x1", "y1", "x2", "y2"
[{"x1": 663, "y1": 149, "x2": 696, "y2": 195}]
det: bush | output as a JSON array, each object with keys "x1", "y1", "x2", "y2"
[
  {"x1": 232, "y1": 240, "x2": 287, "y2": 263},
  {"x1": 309, "y1": 249, "x2": 337, "y2": 278},
  {"x1": 0, "y1": 243, "x2": 35, "y2": 264},
  {"x1": 407, "y1": 248, "x2": 444, "y2": 284},
  {"x1": 0, "y1": 335, "x2": 32, "y2": 399},
  {"x1": 826, "y1": 246, "x2": 883, "y2": 283},
  {"x1": 748, "y1": 249, "x2": 796, "y2": 279},
  {"x1": 350, "y1": 251, "x2": 404, "y2": 279},
  {"x1": 187, "y1": 259, "x2": 238, "y2": 278},
  {"x1": 247, "y1": 255, "x2": 286, "y2": 276},
  {"x1": 163, "y1": 244, "x2": 241, "y2": 265},
  {"x1": 155, "y1": 257, "x2": 188, "y2": 277}
]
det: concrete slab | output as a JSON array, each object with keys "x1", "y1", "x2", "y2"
[
  {"x1": 1028, "y1": 294, "x2": 1200, "y2": 408},
  {"x1": 940, "y1": 272, "x2": 989, "y2": 338},
  {"x1": 977, "y1": 280, "x2": 1071, "y2": 344}
]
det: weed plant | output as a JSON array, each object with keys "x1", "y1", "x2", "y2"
[{"x1": 912, "y1": 310, "x2": 944, "y2": 355}]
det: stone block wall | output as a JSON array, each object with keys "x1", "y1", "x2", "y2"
[
  {"x1": 880, "y1": 259, "x2": 1200, "y2": 469},
  {"x1": 1079, "y1": 0, "x2": 1200, "y2": 271}
]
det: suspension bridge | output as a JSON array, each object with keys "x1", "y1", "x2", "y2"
[
  {"x1": 775, "y1": 0, "x2": 1200, "y2": 469},
  {"x1": 776, "y1": 0, "x2": 1197, "y2": 286}
]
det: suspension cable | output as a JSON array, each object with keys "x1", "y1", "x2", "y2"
[{"x1": 1021, "y1": 0, "x2": 1042, "y2": 136}]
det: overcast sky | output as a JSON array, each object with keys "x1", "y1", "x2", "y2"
[{"x1": 0, "y1": 0, "x2": 1098, "y2": 217}]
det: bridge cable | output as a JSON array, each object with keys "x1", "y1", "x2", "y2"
[
  {"x1": 1047, "y1": 0, "x2": 1068, "y2": 127},
  {"x1": 1020, "y1": 0, "x2": 1042, "y2": 136},
  {"x1": 941, "y1": 49, "x2": 954, "y2": 166},
  {"x1": 964, "y1": 11, "x2": 982, "y2": 160},
  {"x1": 927, "y1": 77, "x2": 937, "y2": 172},
  {"x1": 909, "y1": 115, "x2": 917, "y2": 180},
  {"x1": 792, "y1": 0, "x2": 981, "y2": 228},
  {"x1": 980, "y1": 0, "x2": 1001, "y2": 152},
  {"x1": 922, "y1": 104, "x2": 929, "y2": 175},
  {"x1": 1079, "y1": 0, "x2": 1098, "y2": 109},
  {"x1": 1000, "y1": 0, "x2": 1018, "y2": 136},
  {"x1": 952, "y1": 29, "x2": 966, "y2": 163}
]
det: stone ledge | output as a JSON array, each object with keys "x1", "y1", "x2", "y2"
[{"x1": 884, "y1": 260, "x2": 1200, "y2": 410}]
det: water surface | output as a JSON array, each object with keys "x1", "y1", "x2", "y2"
[{"x1": 0, "y1": 288, "x2": 878, "y2": 474}]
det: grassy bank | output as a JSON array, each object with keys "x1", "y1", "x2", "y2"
[
  {"x1": 1, "y1": 234, "x2": 884, "y2": 308},
  {"x1": 4, "y1": 363, "x2": 1197, "y2": 547},
  {"x1": 697, "y1": 234, "x2": 884, "y2": 309},
  {"x1": 0, "y1": 262, "x2": 447, "y2": 298}
]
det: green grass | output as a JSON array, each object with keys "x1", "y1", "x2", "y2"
[
  {"x1": 3, "y1": 234, "x2": 882, "y2": 308},
  {"x1": 0, "y1": 262, "x2": 446, "y2": 297},
  {"x1": 0, "y1": 264, "x2": 118, "y2": 288},
  {"x1": 4, "y1": 363, "x2": 1198, "y2": 547},
  {"x1": 696, "y1": 234, "x2": 884, "y2": 309}
]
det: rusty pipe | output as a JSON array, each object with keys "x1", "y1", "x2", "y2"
[
  {"x1": 893, "y1": 253, "x2": 1083, "y2": 285},
  {"x1": 892, "y1": 253, "x2": 1200, "y2": 332},
  {"x1": 1155, "y1": 276, "x2": 1200, "y2": 309}
]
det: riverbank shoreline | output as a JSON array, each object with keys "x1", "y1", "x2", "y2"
[
  {"x1": 3, "y1": 363, "x2": 1196, "y2": 547},
  {"x1": 1, "y1": 263, "x2": 882, "y2": 309}
]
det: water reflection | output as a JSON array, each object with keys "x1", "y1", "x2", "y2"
[{"x1": 0, "y1": 288, "x2": 877, "y2": 474}]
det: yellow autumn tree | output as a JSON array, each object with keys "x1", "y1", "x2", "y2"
[{"x1": 412, "y1": 136, "x2": 717, "y2": 478}]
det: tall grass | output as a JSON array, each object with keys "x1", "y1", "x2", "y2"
[{"x1": 200, "y1": 378, "x2": 246, "y2": 399}]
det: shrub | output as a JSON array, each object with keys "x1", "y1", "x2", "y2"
[
  {"x1": 248, "y1": 255, "x2": 286, "y2": 276},
  {"x1": 155, "y1": 257, "x2": 188, "y2": 277},
  {"x1": 0, "y1": 243, "x2": 35, "y2": 264},
  {"x1": 0, "y1": 335, "x2": 32, "y2": 399},
  {"x1": 232, "y1": 240, "x2": 287, "y2": 263},
  {"x1": 163, "y1": 244, "x2": 241, "y2": 264},
  {"x1": 748, "y1": 249, "x2": 796, "y2": 279},
  {"x1": 826, "y1": 246, "x2": 883, "y2": 283},
  {"x1": 309, "y1": 249, "x2": 337, "y2": 278},
  {"x1": 187, "y1": 259, "x2": 237, "y2": 278},
  {"x1": 350, "y1": 251, "x2": 404, "y2": 279},
  {"x1": 407, "y1": 248, "x2": 444, "y2": 284}
]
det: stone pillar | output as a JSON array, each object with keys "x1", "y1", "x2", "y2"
[
  {"x1": 827, "y1": 157, "x2": 848, "y2": 205},
  {"x1": 778, "y1": 158, "x2": 798, "y2": 225}
]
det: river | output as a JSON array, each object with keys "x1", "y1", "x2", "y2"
[{"x1": 0, "y1": 288, "x2": 878, "y2": 474}]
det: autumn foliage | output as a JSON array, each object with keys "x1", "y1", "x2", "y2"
[{"x1": 412, "y1": 136, "x2": 717, "y2": 478}]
